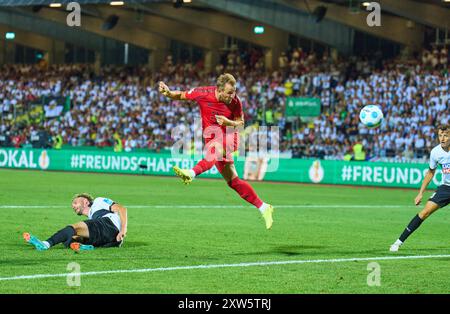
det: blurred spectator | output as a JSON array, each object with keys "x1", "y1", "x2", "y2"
[{"x1": 44, "y1": 100, "x2": 63, "y2": 119}]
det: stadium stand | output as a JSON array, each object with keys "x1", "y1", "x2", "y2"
[{"x1": 1, "y1": 47, "x2": 448, "y2": 160}]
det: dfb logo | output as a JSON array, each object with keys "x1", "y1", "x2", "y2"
[
  {"x1": 366, "y1": 2, "x2": 381, "y2": 27},
  {"x1": 67, "y1": 2, "x2": 81, "y2": 27}
]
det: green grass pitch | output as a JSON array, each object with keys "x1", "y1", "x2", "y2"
[{"x1": 1, "y1": 168, "x2": 450, "y2": 293}]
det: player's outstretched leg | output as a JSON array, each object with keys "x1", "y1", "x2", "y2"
[
  {"x1": 45, "y1": 225, "x2": 77, "y2": 248},
  {"x1": 173, "y1": 166, "x2": 195, "y2": 185},
  {"x1": 173, "y1": 141, "x2": 223, "y2": 184},
  {"x1": 218, "y1": 162, "x2": 274, "y2": 229},
  {"x1": 228, "y1": 177, "x2": 274, "y2": 229},
  {"x1": 23, "y1": 232, "x2": 49, "y2": 251},
  {"x1": 26, "y1": 222, "x2": 89, "y2": 251},
  {"x1": 173, "y1": 159, "x2": 216, "y2": 185},
  {"x1": 390, "y1": 201, "x2": 440, "y2": 252}
]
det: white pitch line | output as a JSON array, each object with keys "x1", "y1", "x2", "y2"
[
  {"x1": 1, "y1": 254, "x2": 450, "y2": 282},
  {"x1": 0, "y1": 205, "x2": 413, "y2": 209}
]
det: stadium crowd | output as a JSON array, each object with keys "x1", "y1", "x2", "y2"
[{"x1": 0, "y1": 46, "x2": 448, "y2": 161}]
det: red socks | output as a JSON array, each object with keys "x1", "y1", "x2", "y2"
[
  {"x1": 193, "y1": 159, "x2": 216, "y2": 176},
  {"x1": 228, "y1": 177, "x2": 263, "y2": 208},
  {"x1": 192, "y1": 160, "x2": 264, "y2": 209}
]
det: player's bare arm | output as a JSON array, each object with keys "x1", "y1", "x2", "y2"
[
  {"x1": 415, "y1": 168, "x2": 436, "y2": 205},
  {"x1": 215, "y1": 114, "x2": 244, "y2": 127},
  {"x1": 111, "y1": 203, "x2": 128, "y2": 241},
  {"x1": 158, "y1": 81, "x2": 188, "y2": 100}
]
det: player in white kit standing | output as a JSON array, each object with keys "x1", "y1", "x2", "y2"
[{"x1": 390, "y1": 125, "x2": 450, "y2": 252}]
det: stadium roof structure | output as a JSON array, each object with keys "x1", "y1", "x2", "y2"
[
  {"x1": 0, "y1": 0, "x2": 447, "y2": 31},
  {"x1": 0, "y1": 0, "x2": 164, "y2": 5},
  {"x1": 0, "y1": 0, "x2": 447, "y2": 64}
]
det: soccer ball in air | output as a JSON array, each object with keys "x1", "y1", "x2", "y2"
[{"x1": 359, "y1": 105, "x2": 384, "y2": 128}]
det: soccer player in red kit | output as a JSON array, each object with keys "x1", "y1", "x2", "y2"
[{"x1": 158, "y1": 73, "x2": 274, "y2": 229}]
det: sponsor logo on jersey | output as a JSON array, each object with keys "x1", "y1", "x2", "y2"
[
  {"x1": 103, "y1": 198, "x2": 113, "y2": 205},
  {"x1": 442, "y1": 164, "x2": 450, "y2": 174}
]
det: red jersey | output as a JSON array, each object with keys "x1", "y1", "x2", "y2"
[{"x1": 185, "y1": 86, "x2": 243, "y2": 140}]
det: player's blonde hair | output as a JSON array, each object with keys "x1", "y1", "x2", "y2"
[
  {"x1": 216, "y1": 73, "x2": 236, "y2": 91},
  {"x1": 72, "y1": 193, "x2": 94, "y2": 205}
]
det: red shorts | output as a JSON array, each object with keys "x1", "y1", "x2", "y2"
[{"x1": 204, "y1": 132, "x2": 239, "y2": 164}]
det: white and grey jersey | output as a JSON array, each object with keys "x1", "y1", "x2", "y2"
[
  {"x1": 88, "y1": 197, "x2": 122, "y2": 231},
  {"x1": 429, "y1": 144, "x2": 450, "y2": 186}
]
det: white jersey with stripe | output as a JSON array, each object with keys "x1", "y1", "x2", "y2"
[
  {"x1": 429, "y1": 144, "x2": 450, "y2": 186},
  {"x1": 88, "y1": 197, "x2": 122, "y2": 231}
]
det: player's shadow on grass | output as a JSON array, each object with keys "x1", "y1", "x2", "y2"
[
  {"x1": 120, "y1": 241, "x2": 148, "y2": 248},
  {"x1": 273, "y1": 245, "x2": 329, "y2": 256},
  {"x1": 232, "y1": 245, "x2": 328, "y2": 257},
  {"x1": 15, "y1": 240, "x2": 149, "y2": 249}
]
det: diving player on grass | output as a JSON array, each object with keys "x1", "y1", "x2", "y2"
[
  {"x1": 24, "y1": 193, "x2": 127, "y2": 252},
  {"x1": 390, "y1": 125, "x2": 450, "y2": 252},
  {"x1": 158, "y1": 73, "x2": 274, "y2": 229}
]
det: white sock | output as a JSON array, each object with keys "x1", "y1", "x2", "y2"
[
  {"x1": 394, "y1": 239, "x2": 403, "y2": 246},
  {"x1": 258, "y1": 202, "x2": 269, "y2": 214},
  {"x1": 42, "y1": 241, "x2": 51, "y2": 249},
  {"x1": 188, "y1": 169, "x2": 196, "y2": 178}
]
